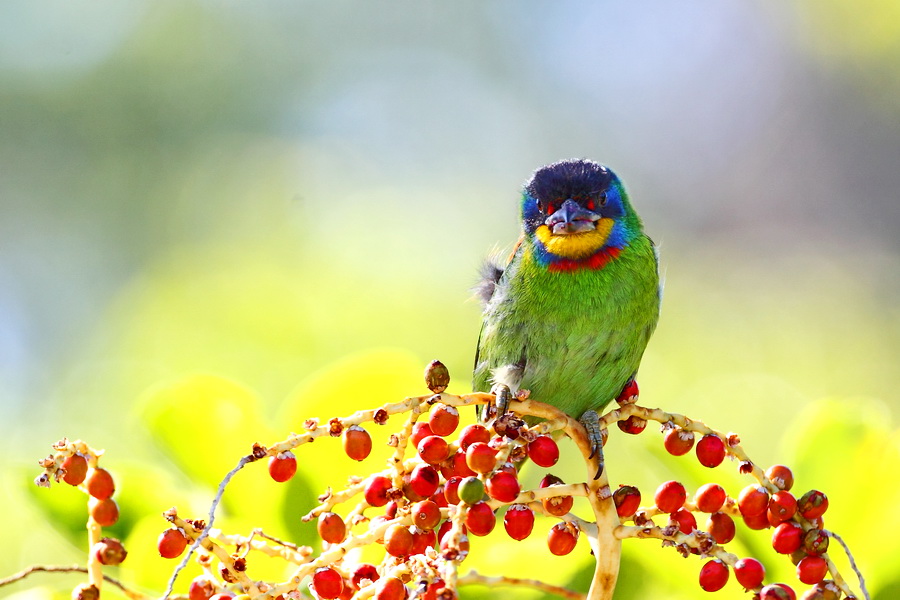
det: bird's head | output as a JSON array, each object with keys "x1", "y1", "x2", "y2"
[{"x1": 521, "y1": 159, "x2": 643, "y2": 268}]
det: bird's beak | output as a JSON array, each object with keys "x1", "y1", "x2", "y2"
[{"x1": 545, "y1": 199, "x2": 601, "y2": 235}]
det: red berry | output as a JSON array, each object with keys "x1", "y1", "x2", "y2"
[
  {"x1": 86, "y1": 468, "x2": 115, "y2": 500},
  {"x1": 412, "y1": 500, "x2": 442, "y2": 531},
  {"x1": 384, "y1": 524, "x2": 414, "y2": 557},
  {"x1": 527, "y1": 435, "x2": 560, "y2": 468},
  {"x1": 428, "y1": 404, "x2": 459, "y2": 437},
  {"x1": 410, "y1": 526, "x2": 437, "y2": 555},
  {"x1": 617, "y1": 415, "x2": 647, "y2": 435},
  {"x1": 465, "y1": 501, "x2": 496, "y2": 536},
  {"x1": 616, "y1": 379, "x2": 639, "y2": 404},
  {"x1": 351, "y1": 564, "x2": 380, "y2": 589},
  {"x1": 663, "y1": 428, "x2": 695, "y2": 456},
  {"x1": 547, "y1": 522, "x2": 578, "y2": 555},
  {"x1": 706, "y1": 512, "x2": 736, "y2": 544},
  {"x1": 444, "y1": 476, "x2": 462, "y2": 505},
  {"x1": 343, "y1": 426, "x2": 372, "y2": 461},
  {"x1": 410, "y1": 422, "x2": 435, "y2": 448},
  {"x1": 696, "y1": 434, "x2": 726, "y2": 468},
  {"x1": 375, "y1": 577, "x2": 408, "y2": 600},
  {"x1": 802, "y1": 528, "x2": 829, "y2": 556},
  {"x1": 364, "y1": 475, "x2": 393, "y2": 507},
  {"x1": 670, "y1": 508, "x2": 697, "y2": 534},
  {"x1": 698, "y1": 559, "x2": 729, "y2": 592},
  {"x1": 418, "y1": 436, "x2": 450, "y2": 465},
  {"x1": 317, "y1": 512, "x2": 346, "y2": 544},
  {"x1": 188, "y1": 577, "x2": 216, "y2": 600},
  {"x1": 465, "y1": 442, "x2": 497, "y2": 474},
  {"x1": 90, "y1": 498, "x2": 119, "y2": 527},
  {"x1": 733, "y1": 557, "x2": 765, "y2": 589},
  {"x1": 743, "y1": 510, "x2": 771, "y2": 531},
  {"x1": 759, "y1": 584, "x2": 796, "y2": 600},
  {"x1": 772, "y1": 522, "x2": 803, "y2": 554},
  {"x1": 92, "y1": 537, "x2": 127, "y2": 566},
  {"x1": 613, "y1": 485, "x2": 641, "y2": 518},
  {"x1": 797, "y1": 555, "x2": 828, "y2": 585},
  {"x1": 268, "y1": 451, "x2": 297, "y2": 483},
  {"x1": 738, "y1": 485, "x2": 770, "y2": 517},
  {"x1": 440, "y1": 451, "x2": 476, "y2": 479},
  {"x1": 209, "y1": 594, "x2": 234, "y2": 600},
  {"x1": 457, "y1": 476, "x2": 485, "y2": 505},
  {"x1": 765, "y1": 464, "x2": 794, "y2": 491},
  {"x1": 62, "y1": 453, "x2": 88, "y2": 486},
  {"x1": 158, "y1": 528, "x2": 188, "y2": 559},
  {"x1": 458, "y1": 424, "x2": 490, "y2": 449},
  {"x1": 312, "y1": 567, "x2": 344, "y2": 599},
  {"x1": 409, "y1": 464, "x2": 440, "y2": 498},
  {"x1": 694, "y1": 483, "x2": 726, "y2": 513},
  {"x1": 654, "y1": 480, "x2": 687, "y2": 514},
  {"x1": 767, "y1": 491, "x2": 797, "y2": 525},
  {"x1": 540, "y1": 474, "x2": 574, "y2": 516},
  {"x1": 798, "y1": 490, "x2": 828, "y2": 519},
  {"x1": 486, "y1": 471, "x2": 521, "y2": 503},
  {"x1": 503, "y1": 504, "x2": 535, "y2": 541}
]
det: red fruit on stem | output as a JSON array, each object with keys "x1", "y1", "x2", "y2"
[
  {"x1": 375, "y1": 577, "x2": 408, "y2": 600},
  {"x1": 410, "y1": 526, "x2": 437, "y2": 555},
  {"x1": 364, "y1": 476, "x2": 393, "y2": 507},
  {"x1": 465, "y1": 442, "x2": 497, "y2": 474},
  {"x1": 798, "y1": 490, "x2": 829, "y2": 519},
  {"x1": 158, "y1": 528, "x2": 188, "y2": 559},
  {"x1": 734, "y1": 557, "x2": 765, "y2": 589},
  {"x1": 616, "y1": 379, "x2": 639, "y2": 404},
  {"x1": 188, "y1": 577, "x2": 216, "y2": 600},
  {"x1": 772, "y1": 522, "x2": 803, "y2": 554},
  {"x1": 767, "y1": 491, "x2": 797, "y2": 525},
  {"x1": 312, "y1": 567, "x2": 344, "y2": 600},
  {"x1": 93, "y1": 537, "x2": 127, "y2": 566},
  {"x1": 766, "y1": 464, "x2": 794, "y2": 491},
  {"x1": 412, "y1": 500, "x2": 442, "y2": 531},
  {"x1": 743, "y1": 510, "x2": 771, "y2": 531},
  {"x1": 384, "y1": 524, "x2": 414, "y2": 557},
  {"x1": 663, "y1": 428, "x2": 695, "y2": 456},
  {"x1": 409, "y1": 464, "x2": 440, "y2": 498},
  {"x1": 670, "y1": 508, "x2": 697, "y2": 534},
  {"x1": 696, "y1": 434, "x2": 726, "y2": 468},
  {"x1": 617, "y1": 415, "x2": 647, "y2": 435},
  {"x1": 343, "y1": 425, "x2": 372, "y2": 461},
  {"x1": 86, "y1": 468, "x2": 115, "y2": 500},
  {"x1": 317, "y1": 512, "x2": 347, "y2": 544},
  {"x1": 458, "y1": 424, "x2": 491, "y2": 449},
  {"x1": 802, "y1": 528, "x2": 829, "y2": 556},
  {"x1": 547, "y1": 522, "x2": 578, "y2": 555},
  {"x1": 797, "y1": 555, "x2": 828, "y2": 585},
  {"x1": 268, "y1": 452, "x2": 297, "y2": 483},
  {"x1": 527, "y1": 435, "x2": 560, "y2": 468},
  {"x1": 540, "y1": 474, "x2": 574, "y2": 516},
  {"x1": 698, "y1": 559, "x2": 729, "y2": 592},
  {"x1": 418, "y1": 436, "x2": 450, "y2": 465},
  {"x1": 410, "y1": 422, "x2": 435, "y2": 449},
  {"x1": 706, "y1": 512, "x2": 736, "y2": 544},
  {"x1": 654, "y1": 480, "x2": 687, "y2": 514},
  {"x1": 444, "y1": 477, "x2": 462, "y2": 505},
  {"x1": 738, "y1": 485, "x2": 770, "y2": 517},
  {"x1": 759, "y1": 584, "x2": 796, "y2": 600},
  {"x1": 486, "y1": 471, "x2": 521, "y2": 503},
  {"x1": 351, "y1": 564, "x2": 380, "y2": 589},
  {"x1": 429, "y1": 404, "x2": 459, "y2": 437},
  {"x1": 62, "y1": 453, "x2": 88, "y2": 486},
  {"x1": 465, "y1": 501, "x2": 496, "y2": 536},
  {"x1": 612, "y1": 485, "x2": 641, "y2": 518},
  {"x1": 695, "y1": 483, "x2": 727, "y2": 513},
  {"x1": 503, "y1": 504, "x2": 535, "y2": 541},
  {"x1": 90, "y1": 498, "x2": 119, "y2": 527},
  {"x1": 441, "y1": 451, "x2": 476, "y2": 479}
]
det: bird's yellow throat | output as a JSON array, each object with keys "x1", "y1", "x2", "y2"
[{"x1": 534, "y1": 218, "x2": 614, "y2": 259}]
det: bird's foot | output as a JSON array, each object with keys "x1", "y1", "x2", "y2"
[
  {"x1": 579, "y1": 410, "x2": 606, "y2": 480},
  {"x1": 481, "y1": 383, "x2": 513, "y2": 423}
]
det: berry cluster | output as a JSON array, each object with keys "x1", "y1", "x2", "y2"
[{"x1": 27, "y1": 361, "x2": 866, "y2": 600}]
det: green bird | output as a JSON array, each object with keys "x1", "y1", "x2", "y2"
[{"x1": 473, "y1": 159, "x2": 660, "y2": 467}]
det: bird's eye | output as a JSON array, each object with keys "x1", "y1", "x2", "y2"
[
  {"x1": 545, "y1": 202, "x2": 556, "y2": 215},
  {"x1": 598, "y1": 192, "x2": 608, "y2": 207},
  {"x1": 586, "y1": 198, "x2": 595, "y2": 211}
]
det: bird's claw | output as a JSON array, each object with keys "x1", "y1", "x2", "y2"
[
  {"x1": 481, "y1": 383, "x2": 513, "y2": 422},
  {"x1": 579, "y1": 410, "x2": 606, "y2": 479}
]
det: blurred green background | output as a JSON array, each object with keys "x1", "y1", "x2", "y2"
[{"x1": 1, "y1": 2, "x2": 899, "y2": 599}]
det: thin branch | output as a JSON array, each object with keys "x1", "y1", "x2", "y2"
[
  {"x1": 0, "y1": 565, "x2": 161, "y2": 600},
  {"x1": 458, "y1": 570, "x2": 586, "y2": 600},
  {"x1": 830, "y1": 531, "x2": 870, "y2": 600}
]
